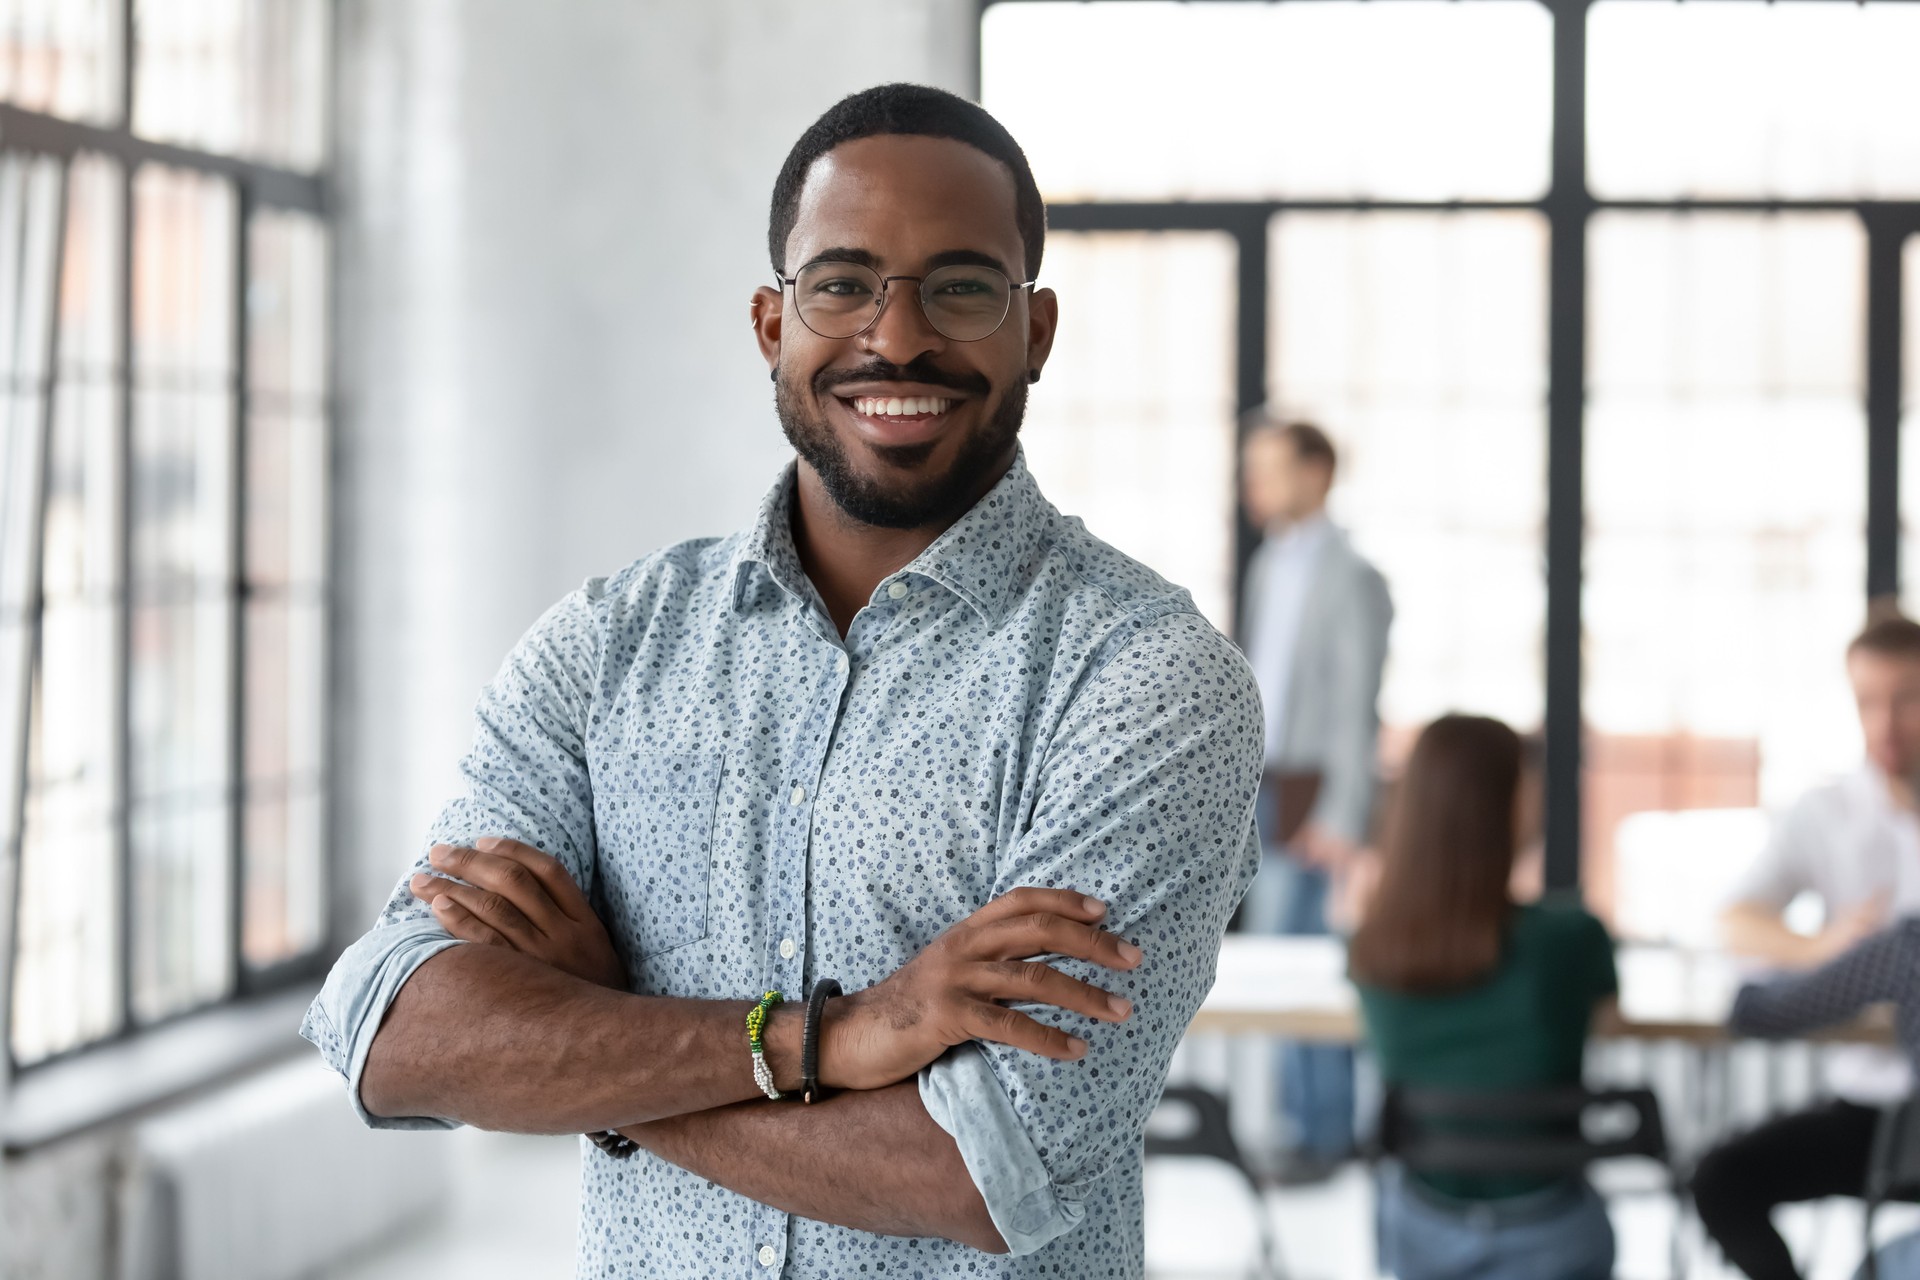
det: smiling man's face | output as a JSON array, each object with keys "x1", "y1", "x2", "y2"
[{"x1": 754, "y1": 133, "x2": 1057, "y2": 530}]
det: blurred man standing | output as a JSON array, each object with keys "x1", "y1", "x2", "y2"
[
  {"x1": 1237, "y1": 415, "x2": 1392, "y2": 1179},
  {"x1": 1696, "y1": 608, "x2": 1920, "y2": 1278}
]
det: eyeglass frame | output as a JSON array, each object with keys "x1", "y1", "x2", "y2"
[{"x1": 773, "y1": 260, "x2": 1039, "y2": 343}]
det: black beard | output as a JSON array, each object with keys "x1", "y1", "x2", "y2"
[{"x1": 775, "y1": 360, "x2": 1026, "y2": 530}]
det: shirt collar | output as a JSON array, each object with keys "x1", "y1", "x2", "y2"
[{"x1": 728, "y1": 449, "x2": 1053, "y2": 628}]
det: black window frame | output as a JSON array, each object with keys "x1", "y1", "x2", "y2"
[
  {"x1": 979, "y1": 0, "x2": 1920, "y2": 894},
  {"x1": 0, "y1": 5, "x2": 331, "y2": 1079}
]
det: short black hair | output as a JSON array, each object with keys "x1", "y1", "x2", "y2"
[{"x1": 768, "y1": 83, "x2": 1046, "y2": 280}]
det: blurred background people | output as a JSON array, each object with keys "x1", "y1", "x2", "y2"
[
  {"x1": 1237, "y1": 414, "x2": 1393, "y2": 1179},
  {"x1": 1696, "y1": 607, "x2": 1920, "y2": 1278},
  {"x1": 1698, "y1": 915, "x2": 1920, "y2": 1280},
  {"x1": 1350, "y1": 714, "x2": 1618, "y2": 1280}
]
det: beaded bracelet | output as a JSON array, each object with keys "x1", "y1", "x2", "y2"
[
  {"x1": 747, "y1": 990, "x2": 786, "y2": 1100},
  {"x1": 800, "y1": 978, "x2": 842, "y2": 1105}
]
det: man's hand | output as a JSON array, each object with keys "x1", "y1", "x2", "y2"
[
  {"x1": 818, "y1": 887, "x2": 1142, "y2": 1091},
  {"x1": 411, "y1": 837, "x2": 627, "y2": 990},
  {"x1": 1292, "y1": 821, "x2": 1357, "y2": 871},
  {"x1": 1814, "y1": 892, "x2": 1891, "y2": 964}
]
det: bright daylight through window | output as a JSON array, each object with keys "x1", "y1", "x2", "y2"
[{"x1": 0, "y1": 0, "x2": 329, "y2": 1068}]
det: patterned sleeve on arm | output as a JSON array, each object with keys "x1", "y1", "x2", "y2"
[
  {"x1": 301, "y1": 581, "x2": 607, "y2": 1127},
  {"x1": 921, "y1": 610, "x2": 1264, "y2": 1255},
  {"x1": 1729, "y1": 917, "x2": 1920, "y2": 1041}
]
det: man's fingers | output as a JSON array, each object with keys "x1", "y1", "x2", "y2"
[
  {"x1": 472, "y1": 836, "x2": 597, "y2": 923},
  {"x1": 966, "y1": 887, "x2": 1108, "y2": 929},
  {"x1": 975, "y1": 960, "x2": 1132, "y2": 1023},
  {"x1": 428, "y1": 893, "x2": 510, "y2": 948},
  {"x1": 971, "y1": 912, "x2": 1144, "y2": 970},
  {"x1": 961, "y1": 1000, "x2": 1089, "y2": 1062},
  {"x1": 414, "y1": 872, "x2": 541, "y2": 945},
  {"x1": 429, "y1": 843, "x2": 561, "y2": 934}
]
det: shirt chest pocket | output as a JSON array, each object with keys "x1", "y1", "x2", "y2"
[{"x1": 593, "y1": 750, "x2": 725, "y2": 962}]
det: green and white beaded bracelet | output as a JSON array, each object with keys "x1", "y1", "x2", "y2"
[{"x1": 747, "y1": 990, "x2": 785, "y2": 1101}]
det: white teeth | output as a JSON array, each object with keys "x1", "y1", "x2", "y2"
[{"x1": 850, "y1": 395, "x2": 953, "y2": 417}]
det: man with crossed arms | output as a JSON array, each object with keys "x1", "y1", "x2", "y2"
[{"x1": 304, "y1": 84, "x2": 1263, "y2": 1277}]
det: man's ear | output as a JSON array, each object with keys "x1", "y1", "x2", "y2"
[
  {"x1": 751, "y1": 284, "x2": 784, "y2": 377},
  {"x1": 1024, "y1": 286, "x2": 1059, "y2": 383}
]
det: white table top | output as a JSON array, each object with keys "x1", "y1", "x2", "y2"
[{"x1": 1192, "y1": 934, "x2": 1889, "y2": 1046}]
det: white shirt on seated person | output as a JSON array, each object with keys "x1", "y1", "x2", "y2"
[{"x1": 1722, "y1": 630, "x2": 1920, "y2": 1102}]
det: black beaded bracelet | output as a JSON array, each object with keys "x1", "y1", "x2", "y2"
[
  {"x1": 800, "y1": 978, "x2": 843, "y2": 1104},
  {"x1": 587, "y1": 1129, "x2": 638, "y2": 1159}
]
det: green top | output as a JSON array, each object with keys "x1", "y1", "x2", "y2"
[{"x1": 1356, "y1": 900, "x2": 1619, "y2": 1201}]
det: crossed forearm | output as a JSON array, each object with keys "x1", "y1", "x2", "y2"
[
  {"x1": 616, "y1": 1081, "x2": 1007, "y2": 1253},
  {"x1": 360, "y1": 944, "x2": 797, "y2": 1131}
]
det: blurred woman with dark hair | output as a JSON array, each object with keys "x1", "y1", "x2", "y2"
[{"x1": 1350, "y1": 714, "x2": 1619, "y2": 1280}]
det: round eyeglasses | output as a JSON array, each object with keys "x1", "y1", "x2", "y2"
[{"x1": 776, "y1": 260, "x2": 1037, "y2": 343}]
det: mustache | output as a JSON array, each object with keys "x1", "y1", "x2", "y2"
[{"x1": 813, "y1": 357, "x2": 992, "y2": 399}]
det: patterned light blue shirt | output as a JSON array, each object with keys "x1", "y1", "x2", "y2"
[{"x1": 303, "y1": 450, "x2": 1263, "y2": 1278}]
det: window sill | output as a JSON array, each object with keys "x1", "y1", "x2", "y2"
[{"x1": 5, "y1": 983, "x2": 322, "y2": 1152}]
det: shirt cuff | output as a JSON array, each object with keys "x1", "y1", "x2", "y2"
[
  {"x1": 300, "y1": 919, "x2": 466, "y2": 1130},
  {"x1": 919, "y1": 1043, "x2": 1085, "y2": 1256}
]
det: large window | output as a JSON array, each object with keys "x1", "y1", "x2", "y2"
[
  {"x1": 0, "y1": 0, "x2": 328, "y2": 1068},
  {"x1": 984, "y1": 0, "x2": 1920, "y2": 925}
]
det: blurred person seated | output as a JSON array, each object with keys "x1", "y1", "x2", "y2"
[
  {"x1": 1349, "y1": 714, "x2": 1618, "y2": 1280},
  {"x1": 1236, "y1": 413, "x2": 1393, "y2": 1180},
  {"x1": 1699, "y1": 607, "x2": 1920, "y2": 1279},
  {"x1": 1705, "y1": 916, "x2": 1920, "y2": 1279}
]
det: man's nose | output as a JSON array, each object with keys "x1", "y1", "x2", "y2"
[{"x1": 862, "y1": 280, "x2": 947, "y2": 366}]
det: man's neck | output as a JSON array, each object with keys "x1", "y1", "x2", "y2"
[
  {"x1": 788, "y1": 456, "x2": 1011, "y2": 638},
  {"x1": 1267, "y1": 504, "x2": 1328, "y2": 539},
  {"x1": 1881, "y1": 765, "x2": 1920, "y2": 813}
]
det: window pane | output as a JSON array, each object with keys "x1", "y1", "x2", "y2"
[
  {"x1": 243, "y1": 597, "x2": 321, "y2": 783},
  {"x1": 131, "y1": 167, "x2": 234, "y2": 602},
  {"x1": 129, "y1": 797, "x2": 231, "y2": 1021},
  {"x1": 241, "y1": 782, "x2": 321, "y2": 969},
  {"x1": 1016, "y1": 230, "x2": 1237, "y2": 630},
  {"x1": 133, "y1": 0, "x2": 327, "y2": 171},
  {"x1": 0, "y1": 154, "x2": 63, "y2": 625},
  {"x1": 0, "y1": 0, "x2": 122, "y2": 124},
  {"x1": 11, "y1": 155, "x2": 124, "y2": 1066},
  {"x1": 1269, "y1": 211, "x2": 1548, "y2": 759},
  {"x1": 983, "y1": 1, "x2": 1551, "y2": 202},
  {"x1": 1586, "y1": 213, "x2": 1865, "y2": 932},
  {"x1": 128, "y1": 600, "x2": 232, "y2": 1021},
  {"x1": 1590, "y1": 1, "x2": 1920, "y2": 199},
  {"x1": 127, "y1": 164, "x2": 236, "y2": 1022},
  {"x1": 247, "y1": 210, "x2": 327, "y2": 403}
]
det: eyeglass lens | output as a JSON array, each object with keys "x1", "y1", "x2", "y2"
[{"x1": 791, "y1": 262, "x2": 1014, "y2": 342}]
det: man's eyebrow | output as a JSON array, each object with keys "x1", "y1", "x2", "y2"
[
  {"x1": 925, "y1": 248, "x2": 1016, "y2": 277},
  {"x1": 798, "y1": 246, "x2": 881, "y2": 271}
]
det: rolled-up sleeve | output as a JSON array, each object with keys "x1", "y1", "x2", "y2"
[
  {"x1": 920, "y1": 611, "x2": 1264, "y2": 1254},
  {"x1": 302, "y1": 582, "x2": 607, "y2": 1127}
]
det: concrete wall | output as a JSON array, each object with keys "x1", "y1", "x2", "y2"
[{"x1": 330, "y1": 0, "x2": 977, "y2": 927}]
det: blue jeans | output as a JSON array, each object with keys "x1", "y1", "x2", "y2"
[
  {"x1": 1858, "y1": 1229, "x2": 1920, "y2": 1279},
  {"x1": 1376, "y1": 1165, "x2": 1616, "y2": 1280},
  {"x1": 1244, "y1": 843, "x2": 1356, "y2": 1158}
]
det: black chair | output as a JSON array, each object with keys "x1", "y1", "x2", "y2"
[
  {"x1": 1862, "y1": 1094, "x2": 1920, "y2": 1279},
  {"x1": 1145, "y1": 1085, "x2": 1285, "y2": 1279},
  {"x1": 1373, "y1": 1084, "x2": 1684, "y2": 1278}
]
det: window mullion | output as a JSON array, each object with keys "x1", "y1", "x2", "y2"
[{"x1": 228, "y1": 181, "x2": 250, "y2": 997}]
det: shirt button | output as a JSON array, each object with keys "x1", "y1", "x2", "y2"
[
  {"x1": 779, "y1": 937, "x2": 796, "y2": 960},
  {"x1": 758, "y1": 1245, "x2": 777, "y2": 1267},
  {"x1": 790, "y1": 785, "x2": 806, "y2": 805},
  {"x1": 887, "y1": 580, "x2": 909, "y2": 600}
]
